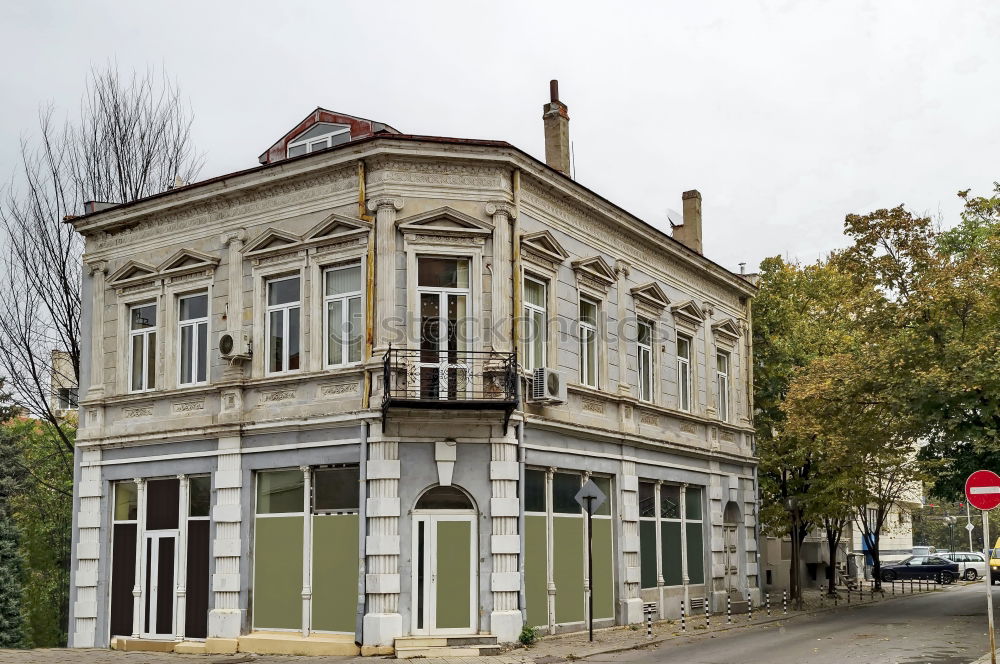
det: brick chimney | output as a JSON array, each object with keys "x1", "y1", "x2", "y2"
[
  {"x1": 672, "y1": 190, "x2": 703, "y2": 253},
  {"x1": 543, "y1": 80, "x2": 571, "y2": 176}
]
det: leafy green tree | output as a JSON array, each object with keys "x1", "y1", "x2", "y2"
[{"x1": 0, "y1": 423, "x2": 26, "y2": 648}]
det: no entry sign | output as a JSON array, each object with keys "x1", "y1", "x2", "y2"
[{"x1": 966, "y1": 470, "x2": 1000, "y2": 511}]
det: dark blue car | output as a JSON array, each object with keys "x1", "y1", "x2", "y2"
[{"x1": 880, "y1": 555, "x2": 958, "y2": 583}]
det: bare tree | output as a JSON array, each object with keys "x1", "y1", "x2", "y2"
[{"x1": 0, "y1": 66, "x2": 202, "y2": 474}]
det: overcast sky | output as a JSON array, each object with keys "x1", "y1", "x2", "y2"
[{"x1": 2, "y1": 1, "x2": 999, "y2": 273}]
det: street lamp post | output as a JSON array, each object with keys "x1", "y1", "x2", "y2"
[
  {"x1": 785, "y1": 496, "x2": 803, "y2": 611},
  {"x1": 945, "y1": 516, "x2": 957, "y2": 555}
]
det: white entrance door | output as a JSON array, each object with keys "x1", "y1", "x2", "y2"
[
  {"x1": 412, "y1": 514, "x2": 477, "y2": 635},
  {"x1": 142, "y1": 530, "x2": 178, "y2": 639}
]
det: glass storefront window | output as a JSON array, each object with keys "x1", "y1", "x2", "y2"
[
  {"x1": 256, "y1": 469, "x2": 305, "y2": 514},
  {"x1": 313, "y1": 467, "x2": 360, "y2": 513},
  {"x1": 114, "y1": 481, "x2": 138, "y2": 521}
]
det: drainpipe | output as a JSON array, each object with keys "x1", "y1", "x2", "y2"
[
  {"x1": 356, "y1": 421, "x2": 369, "y2": 643},
  {"x1": 517, "y1": 420, "x2": 527, "y2": 626},
  {"x1": 360, "y1": 161, "x2": 375, "y2": 410}
]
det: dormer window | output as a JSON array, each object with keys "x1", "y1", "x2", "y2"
[{"x1": 286, "y1": 123, "x2": 351, "y2": 157}]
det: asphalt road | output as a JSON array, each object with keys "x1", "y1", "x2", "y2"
[{"x1": 585, "y1": 583, "x2": 997, "y2": 664}]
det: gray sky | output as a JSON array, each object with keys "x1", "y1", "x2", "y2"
[{"x1": 2, "y1": 0, "x2": 999, "y2": 273}]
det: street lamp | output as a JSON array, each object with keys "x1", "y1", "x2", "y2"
[
  {"x1": 945, "y1": 516, "x2": 957, "y2": 555},
  {"x1": 785, "y1": 496, "x2": 803, "y2": 610}
]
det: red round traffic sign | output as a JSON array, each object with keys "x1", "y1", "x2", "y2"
[{"x1": 965, "y1": 470, "x2": 1000, "y2": 511}]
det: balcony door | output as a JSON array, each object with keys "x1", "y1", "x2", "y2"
[{"x1": 417, "y1": 257, "x2": 470, "y2": 399}]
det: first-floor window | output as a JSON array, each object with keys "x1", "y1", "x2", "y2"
[
  {"x1": 324, "y1": 263, "x2": 363, "y2": 366},
  {"x1": 639, "y1": 482, "x2": 705, "y2": 588},
  {"x1": 716, "y1": 351, "x2": 730, "y2": 422},
  {"x1": 637, "y1": 319, "x2": 653, "y2": 402},
  {"x1": 266, "y1": 276, "x2": 300, "y2": 374},
  {"x1": 178, "y1": 293, "x2": 209, "y2": 385},
  {"x1": 579, "y1": 298, "x2": 598, "y2": 387},
  {"x1": 129, "y1": 302, "x2": 157, "y2": 392}
]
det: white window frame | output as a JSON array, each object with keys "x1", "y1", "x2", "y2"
[
  {"x1": 128, "y1": 302, "x2": 157, "y2": 393},
  {"x1": 579, "y1": 297, "x2": 599, "y2": 388},
  {"x1": 637, "y1": 319, "x2": 653, "y2": 402},
  {"x1": 677, "y1": 334, "x2": 692, "y2": 412},
  {"x1": 323, "y1": 263, "x2": 364, "y2": 368},
  {"x1": 177, "y1": 292, "x2": 209, "y2": 387},
  {"x1": 523, "y1": 275, "x2": 548, "y2": 371},
  {"x1": 286, "y1": 124, "x2": 351, "y2": 158},
  {"x1": 416, "y1": 256, "x2": 473, "y2": 379},
  {"x1": 265, "y1": 275, "x2": 302, "y2": 375},
  {"x1": 717, "y1": 351, "x2": 730, "y2": 422}
]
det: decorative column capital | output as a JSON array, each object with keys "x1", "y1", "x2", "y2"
[
  {"x1": 222, "y1": 229, "x2": 247, "y2": 246},
  {"x1": 134, "y1": 477, "x2": 145, "y2": 487},
  {"x1": 366, "y1": 197, "x2": 404, "y2": 213},
  {"x1": 484, "y1": 201, "x2": 517, "y2": 219},
  {"x1": 547, "y1": 466, "x2": 557, "y2": 476},
  {"x1": 615, "y1": 259, "x2": 631, "y2": 279},
  {"x1": 87, "y1": 259, "x2": 108, "y2": 277}
]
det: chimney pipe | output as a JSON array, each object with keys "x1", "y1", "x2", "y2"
[
  {"x1": 543, "y1": 79, "x2": 571, "y2": 176},
  {"x1": 672, "y1": 190, "x2": 703, "y2": 254}
]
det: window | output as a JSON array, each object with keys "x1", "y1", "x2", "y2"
[
  {"x1": 553, "y1": 472, "x2": 582, "y2": 514},
  {"x1": 129, "y1": 303, "x2": 157, "y2": 392},
  {"x1": 114, "y1": 481, "x2": 138, "y2": 522},
  {"x1": 189, "y1": 475, "x2": 211, "y2": 517},
  {"x1": 266, "y1": 276, "x2": 301, "y2": 374},
  {"x1": 286, "y1": 123, "x2": 352, "y2": 158},
  {"x1": 56, "y1": 387, "x2": 78, "y2": 410},
  {"x1": 676, "y1": 335, "x2": 691, "y2": 411},
  {"x1": 525, "y1": 469, "x2": 545, "y2": 513},
  {"x1": 717, "y1": 351, "x2": 730, "y2": 422},
  {"x1": 417, "y1": 257, "x2": 470, "y2": 398},
  {"x1": 256, "y1": 469, "x2": 305, "y2": 514},
  {"x1": 579, "y1": 298, "x2": 598, "y2": 387},
  {"x1": 324, "y1": 264, "x2": 363, "y2": 366},
  {"x1": 313, "y1": 466, "x2": 360, "y2": 513},
  {"x1": 637, "y1": 319, "x2": 653, "y2": 402},
  {"x1": 523, "y1": 277, "x2": 547, "y2": 371},
  {"x1": 178, "y1": 293, "x2": 209, "y2": 385}
]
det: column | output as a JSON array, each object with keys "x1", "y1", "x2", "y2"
[
  {"x1": 362, "y1": 425, "x2": 402, "y2": 650},
  {"x1": 620, "y1": 461, "x2": 642, "y2": 624},
  {"x1": 208, "y1": 436, "x2": 243, "y2": 643},
  {"x1": 680, "y1": 483, "x2": 690, "y2": 612},
  {"x1": 132, "y1": 478, "x2": 147, "y2": 638},
  {"x1": 654, "y1": 482, "x2": 664, "y2": 617},
  {"x1": 301, "y1": 466, "x2": 313, "y2": 637},
  {"x1": 615, "y1": 261, "x2": 630, "y2": 395},
  {"x1": 85, "y1": 260, "x2": 108, "y2": 399},
  {"x1": 489, "y1": 431, "x2": 521, "y2": 642},
  {"x1": 366, "y1": 197, "x2": 404, "y2": 353},
  {"x1": 222, "y1": 231, "x2": 246, "y2": 380},
  {"x1": 176, "y1": 475, "x2": 189, "y2": 641},
  {"x1": 545, "y1": 467, "x2": 556, "y2": 631},
  {"x1": 70, "y1": 448, "x2": 103, "y2": 646},
  {"x1": 485, "y1": 202, "x2": 515, "y2": 352},
  {"x1": 703, "y1": 308, "x2": 715, "y2": 417}
]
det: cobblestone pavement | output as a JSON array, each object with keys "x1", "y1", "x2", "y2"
[{"x1": 0, "y1": 581, "x2": 968, "y2": 664}]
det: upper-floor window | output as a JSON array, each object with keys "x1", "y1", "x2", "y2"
[
  {"x1": 286, "y1": 123, "x2": 351, "y2": 158},
  {"x1": 324, "y1": 263, "x2": 363, "y2": 367},
  {"x1": 266, "y1": 276, "x2": 300, "y2": 374},
  {"x1": 716, "y1": 351, "x2": 730, "y2": 422},
  {"x1": 579, "y1": 298, "x2": 598, "y2": 388},
  {"x1": 56, "y1": 387, "x2": 79, "y2": 410},
  {"x1": 637, "y1": 319, "x2": 653, "y2": 402},
  {"x1": 676, "y1": 334, "x2": 691, "y2": 412},
  {"x1": 523, "y1": 276, "x2": 547, "y2": 371},
  {"x1": 129, "y1": 303, "x2": 157, "y2": 392},
  {"x1": 417, "y1": 257, "x2": 470, "y2": 398},
  {"x1": 178, "y1": 293, "x2": 209, "y2": 386}
]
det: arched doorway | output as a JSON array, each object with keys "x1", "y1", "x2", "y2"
[
  {"x1": 411, "y1": 485, "x2": 478, "y2": 635},
  {"x1": 723, "y1": 501, "x2": 742, "y2": 594}
]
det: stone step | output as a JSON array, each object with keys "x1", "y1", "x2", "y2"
[
  {"x1": 396, "y1": 645, "x2": 503, "y2": 659},
  {"x1": 395, "y1": 634, "x2": 499, "y2": 647}
]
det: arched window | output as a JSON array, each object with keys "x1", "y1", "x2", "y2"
[{"x1": 415, "y1": 485, "x2": 474, "y2": 510}]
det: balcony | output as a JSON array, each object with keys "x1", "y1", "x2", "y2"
[{"x1": 381, "y1": 347, "x2": 519, "y2": 431}]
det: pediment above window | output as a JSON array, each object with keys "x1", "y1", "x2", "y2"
[
  {"x1": 156, "y1": 248, "x2": 220, "y2": 278},
  {"x1": 304, "y1": 213, "x2": 371, "y2": 243},
  {"x1": 630, "y1": 282, "x2": 670, "y2": 314},
  {"x1": 396, "y1": 206, "x2": 493, "y2": 239},
  {"x1": 521, "y1": 230, "x2": 569, "y2": 268},
  {"x1": 712, "y1": 318, "x2": 742, "y2": 342},
  {"x1": 671, "y1": 299, "x2": 706, "y2": 327},
  {"x1": 571, "y1": 256, "x2": 617, "y2": 292},
  {"x1": 108, "y1": 260, "x2": 158, "y2": 287},
  {"x1": 242, "y1": 228, "x2": 303, "y2": 257}
]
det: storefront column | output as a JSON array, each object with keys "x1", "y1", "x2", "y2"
[
  {"x1": 545, "y1": 467, "x2": 556, "y2": 631},
  {"x1": 620, "y1": 461, "x2": 642, "y2": 624},
  {"x1": 654, "y1": 482, "x2": 665, "y2": 618},
  {"x1": 680, "y1": 483, "x2": 690, "y2": 612},
  {"x1": 209, "y1": 435, "x2": 243, "y2": 640},
  {"x1": 175, "y1": 475, "x2": 189, "y2": 641},
  {"x1": 301, "y1": 466, "x2": 313, "y2": 637},
  {"x1": 489, "y1": 432, "x2": 521, "y2": 641},
  {"x1": 131, "y1": 478, "x2": 147, "y2": 638},
  {"x1": 363, "y1": 428, "x2": 402, "y2": 649}
]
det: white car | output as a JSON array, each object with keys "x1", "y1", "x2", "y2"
[{"x1": 941, "y1": 551, "x2": 987, "y2": 581}]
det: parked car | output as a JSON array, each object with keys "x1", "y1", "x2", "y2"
[
  {"x1": 990, "y1": 539, "x2": 1000, "y2": 584},
  {"x1": 941, "y1": 551, "x2": 987, "y2": 581},
  {"x1": 880, "y1": 555, "x2": 958, "y2": 583}
]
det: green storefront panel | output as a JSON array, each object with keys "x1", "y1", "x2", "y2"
[
  {"x1": 639, "y1": 520, "x2": 657, "y2": 589},
  {"x1": 554, "y1": 517, "x2": 585, "y2": 624},
  {"x1": 311, "y1": 514, "x2": 359, "y2": 633},
  {"x1": 661, "y1": 521, "x2": 682, "y2": 586},
  {"x1": 592, "y1": 518, "x2": 615, "y2": 619},
  {"x1": 435, "y1": 520, "x2": 472, "y2": 629},
  {"x1": 254, "y1": 516, "x2": 304, "y2": 630},
  {"x1": 686, "y1": 522, "x2": 705, "y2": 585},
  {"x1": 525, "y1": 515, "x2": 548, "y2": 628}
]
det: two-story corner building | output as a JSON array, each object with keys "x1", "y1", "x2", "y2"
[{"x1": 67, "y1": 84, "x2": 759, "y2": 657}]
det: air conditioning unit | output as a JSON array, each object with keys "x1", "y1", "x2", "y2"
[
  {"x1": 219, "y1": 331, "x2": 251, "y2": 360},
  {"x1": 530, "y1": 367, "x2": 567, "y2": 404}
]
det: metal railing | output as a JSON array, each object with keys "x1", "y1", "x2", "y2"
[{"x1": 382, "y1": 347, "x2": 519, "y2": 406}]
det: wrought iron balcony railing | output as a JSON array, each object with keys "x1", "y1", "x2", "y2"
[{"x1": 382, "y1": 347, "x2": 519, "y2": 428}]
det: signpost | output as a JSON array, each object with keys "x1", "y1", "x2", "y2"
[
  {"x1": 575, "y1": 478, "x2": 607, "y2": 643},
  {"x1": 966, "y1": 470, "x2": 1000, "y2": 664}
]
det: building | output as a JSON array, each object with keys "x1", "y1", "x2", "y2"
[{"x1": 67, "y1": 83, "x2": 759, "y2": 656}]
